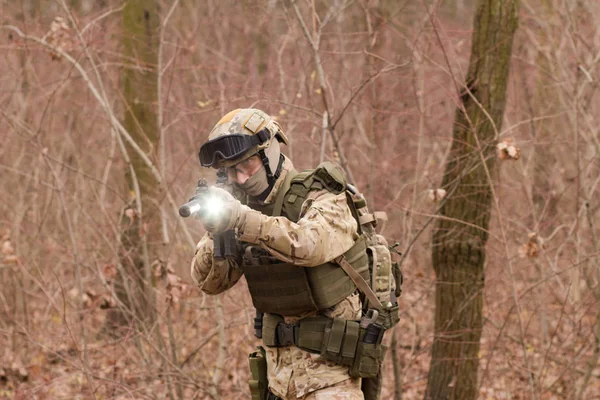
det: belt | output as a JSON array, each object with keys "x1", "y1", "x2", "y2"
[
  {"x1": 262, "y1": 314, "x2": 331, "y2": 353},
  {"x1": 273, "y1": 319, "x2": 337, "y2": 350}
]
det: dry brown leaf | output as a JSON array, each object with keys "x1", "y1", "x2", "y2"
[
  {"x1": 163, "y1": 265, "x2": 191, "y2": 307},
  {"x1": 518, "y1": 232, "x2": 544, "y2": 259},
  {"x1": 99, "y1": 294, "x2": 116, "y2": 309},
  {"x1": 102, "y1": 263, "x2": 117, "y2": 280},
  {"x1": 9, "y1": 360, "x2": 28, "y2": 382},
  {"x1": 3, "y1": 255, "x2": 20, "y2": 265},
  {"x1": 124, "y1": 208, "x2": 136, "y2": 221},
  {"x1": 1, "y1": 240, "x2": 14, "y2": 256},
  {"x1": 428, "y1": 188, "x2": 447, "y2": 202},
  {"x1": 497, "y1": 138, "x2": 521, "y2": 160},
  {"x1": 46, "y1": 16, "x2": 74, "y2": 60}
]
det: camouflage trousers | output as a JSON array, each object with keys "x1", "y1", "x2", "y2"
[{"x1": 279, "y1": 377, "x2": 364, "y2": 400}]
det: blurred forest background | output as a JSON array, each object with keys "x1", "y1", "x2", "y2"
[{"x1": 1, "y1": 0, "x2": 599, "y2": 399}]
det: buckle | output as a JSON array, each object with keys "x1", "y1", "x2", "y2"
[
  {"x1": 254, "y1": 312, "x2": 264, "y2": 339},
  {"x1": 275, "y1": 322, "x2": 296, "y2": 347}
]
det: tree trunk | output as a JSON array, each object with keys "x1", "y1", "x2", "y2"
[
  {"x1": 425, "y1": 1, "x2": 518, "y2": 399},
  {"x1": 104, "y1": 0, "x2": 160, "y2": 334},
  {"x1": 531, "y1": 0, "x2": 558, "y2": 225}
]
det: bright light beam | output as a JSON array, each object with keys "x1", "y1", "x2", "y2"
[{"x1": 204, "y1": 195, "x2": 224, "y2": 216}]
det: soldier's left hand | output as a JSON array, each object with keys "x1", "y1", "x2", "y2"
[{"x1": 200, "y1": 186, "x2": 246, "y2": 234}]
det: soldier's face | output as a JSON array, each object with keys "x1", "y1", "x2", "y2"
[{"x1": 227, "y1": 155, "x2": 263, "y2": 185}]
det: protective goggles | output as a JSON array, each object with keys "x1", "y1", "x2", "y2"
[{"x1": 199, "y1": 129, "x2": 270, "y2": 167}]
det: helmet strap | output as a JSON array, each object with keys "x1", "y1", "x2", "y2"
[
  {"x1": 258, "y1": 148, "x2": 273, "y2": 181},
  {"x1": 255, "y1": 150, "x2": 285, "y2": 201}
]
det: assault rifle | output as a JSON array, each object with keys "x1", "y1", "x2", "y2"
[{"x1": 179, "y1": 169, "x2": 239, "y2": 260}]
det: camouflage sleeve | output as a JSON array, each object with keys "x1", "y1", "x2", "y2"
[
  {"x1": 190, "y1": 233, "x2": 244, "y2": 295},
  {"x1": 238, "y1": 191, "x2": 359, "y2": 267}
]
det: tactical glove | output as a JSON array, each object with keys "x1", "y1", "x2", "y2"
[{"x1": 199, "y1": 186, "x2": 248, "y2": 234}]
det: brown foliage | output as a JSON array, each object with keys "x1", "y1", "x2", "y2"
[{"x1": 0, "y1": 0, "x2": 599, "y2": 399}]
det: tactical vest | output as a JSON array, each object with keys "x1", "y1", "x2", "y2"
[{"x1": 241, "y1": 162, "x2": 370, "y2": 316}]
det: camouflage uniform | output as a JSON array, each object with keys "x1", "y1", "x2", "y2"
[{"x1": 191, "y1": 158, "x2": 364, "y2": 399}]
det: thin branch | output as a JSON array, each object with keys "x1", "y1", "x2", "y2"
[
  {"x1": 2, "y1": 24, "x2": 196, "y2": 249},
  {"x1": 42, "y1": 149, "x2": 96, "y2": 398}
]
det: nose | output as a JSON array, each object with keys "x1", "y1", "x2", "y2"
[
  {"x1": 233, "y1": 170, "x2": 249, "y2": 185},
  {"x1": 236, "y1": 174, "x2": 248, "y2": 184}
]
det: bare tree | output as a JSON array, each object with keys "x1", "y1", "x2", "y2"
[
  {"x1": 425, "y1": 1, "x2": 519, "y2": 399},
  {"x1": 104, "y1": 0, "x2": 160, "y2": 332}
]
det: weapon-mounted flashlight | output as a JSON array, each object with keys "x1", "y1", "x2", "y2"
[
  {"x1": 179, "y1": 179, "x2": 223, "y2": 218},
  {"x1": 178, "y1": 195, "x2": 224, "y2": 218}
]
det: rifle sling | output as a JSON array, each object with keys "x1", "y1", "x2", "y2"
[{"x1": 334, "y1": 255, "x2": 383, "y2": 310}]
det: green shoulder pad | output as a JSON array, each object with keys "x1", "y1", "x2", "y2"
[
  {"x1": 281, "y1": 163, "x2": 348, "y2": 222},
  {"x1": 290, "y1": 170, "x2": 313, "y2": 186},
  {"x1": 312, "y1": 162, "x2": 347, "y2": 194}
]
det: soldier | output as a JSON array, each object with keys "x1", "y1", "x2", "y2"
[{"x1": 190, "y1": 108, "x2": 394, "y2": 400}]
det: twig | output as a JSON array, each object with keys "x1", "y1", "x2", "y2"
[
  {"x1": 158, "y1": 4, "x2": 182, "y2": 396},
  {"x1": 1, "y1": 24, "x2": 196, "y2": 250},
  {"x1": 41, "y1": 149, "x2": 96, "y2": 398},
  {"x1": 80, "y1": 3, "x2": 126, "y2": 35},
  {"x1": 575, "y1": 201, "x2": 600, "y2": 399},
  {"x1": 207, "y1": 2, "x2": 228, "y2": 397},
  {"x1": 288, "y1": 0, "x2": 356, "y2": 183},
  {"x1": 319, "y1": 111, "x2": 328, "y2": 163}
]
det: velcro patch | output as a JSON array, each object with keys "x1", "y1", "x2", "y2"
[{"x1": 244, "y1": 113, "x2": 266, "y2": 133}]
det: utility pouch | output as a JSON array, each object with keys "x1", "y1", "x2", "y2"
[
  {"x1": 361, "y1": 371, "x2": 383, "y2": 400},
  {"x1": 261, "y1": 314, "x2": 284, "y2": 347},
  {"x1": 248, "y1": 347, "x2": 268, "y2": 400},
  {"x1": 392, "y1": 261, "x2": 403, "y2": 298},
  {"x1": 378, "y1": 304, "x2": 400, "y2": 330},
  {"x1": 367, "y1": 242, "x2": 393, "y2": 307},
  {"x1": 317, "y1": 317, "x2": 388, "y2": 378},
  {"x1": 349, "y1": 341, "x2": 388, "y2": 378},
  {"x1": 348, "y1": 322, "x2": 388, "y2": 379},
  {"x1": 319, "y1": 318, "x2": 360, "y2": 367}
]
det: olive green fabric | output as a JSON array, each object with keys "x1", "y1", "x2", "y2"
[
  {"x1": 243, "y1": 163, "x2": 370, "y2": 316},
  {"x1": 361, "y1": 371, "x2": 383, "y2": 400},
  {"x1": 261, "y1": 314, "x2": 284, "y2": 347},
  {"x1": 259, "y1": 314, "x2": 388, "y2": 379},
  {"x1": 248, "y1": 346, "x2": 268, "y2": 400}
]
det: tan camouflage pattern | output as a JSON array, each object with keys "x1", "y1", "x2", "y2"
[
  {"x1": 208, "y1": 108, "x2": 268, "y2": 140},
  {"x1": 206, "y1": 109, "x2": 289, "y2": 168},
  {"x1": 191, "y1": 157, "x2": 363, "y2": 398},
  {"x1": 190, "y1": 233, "x2": 243, "y2": 294},
  {"x1": 237, "y1": 165, "x2": 359, "y2": 267},
  {"x1": 303, "y1": 378, "x2": 364, "y2": 400},
  {"x1": 266, "y1": 293, "x2": 363, "y2": 399},
  {"x1": 190, "y1": 158, "x2": 293, "y2": 293}
]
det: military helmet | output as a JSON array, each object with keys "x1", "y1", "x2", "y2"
[{"x1": 199, "y1": 108, "x2": 288, "y2": 169}]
